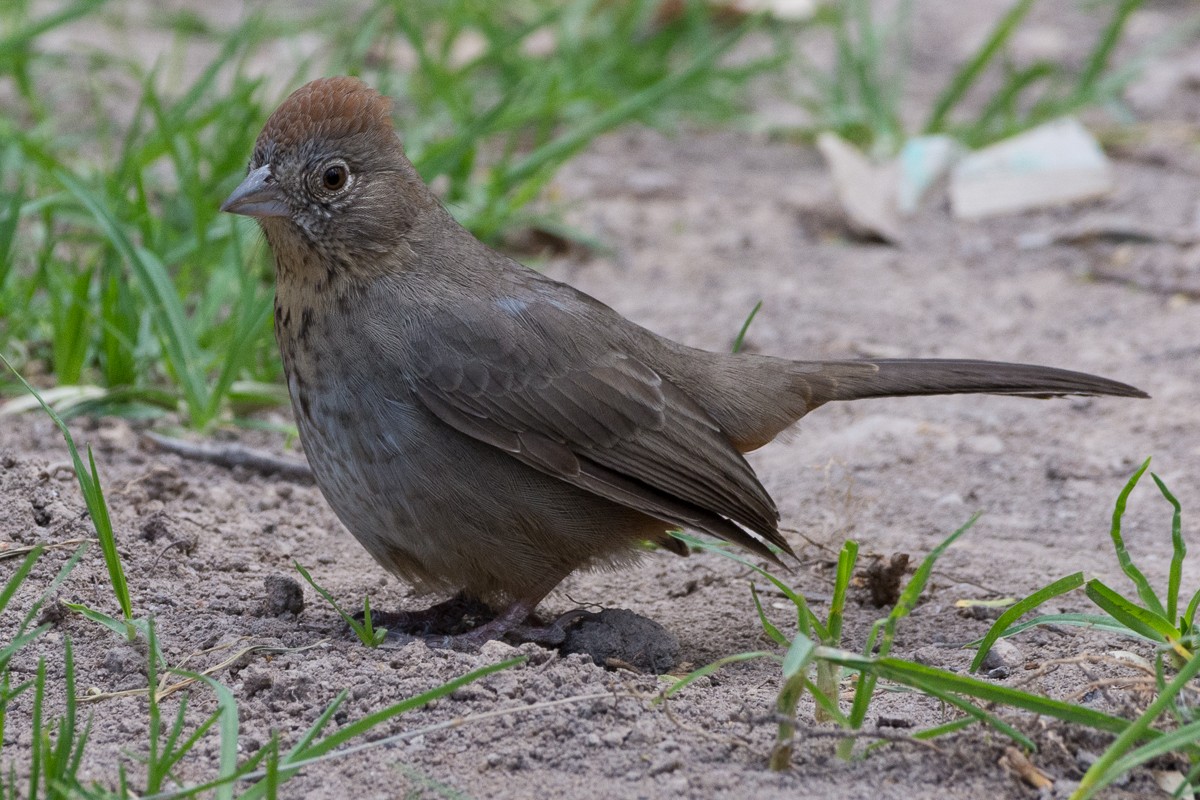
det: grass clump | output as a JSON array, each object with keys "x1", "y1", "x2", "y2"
[
  {"x1": 294, "y1": 562, "x2": 388, "y2": 648},
  {"x1": 5, "y1": 614, "x2": 520, "y2": 799},
  {"x1": 0, "y1": 358, "x2": 523, "y2": 797},
  {"x1": 2, "y1": 355, "x2": 137, "y2": 643},
  {"x1": 0, "y1": 0, "x2": 781, "y2": 427},
  {"x1": 668, "y1": 461, "x2": 1199, "y2": 795},
  {"x1": 788, "y1": 0, "x2": 1197, "y2": 155},
  {"x1": 347, "y1": 0, "x2": 780, "y2": 241},
  {"x1": 968, "y1": 457, "x2": 1198, "y2": 798}
]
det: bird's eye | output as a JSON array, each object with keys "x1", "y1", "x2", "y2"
[{"x1": 321, "y1": 163, "x2": 349, "y2": 192}]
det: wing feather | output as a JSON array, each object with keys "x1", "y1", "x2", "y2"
[{"x1": 407, "y1": 301, "x2": 792, "y2": 560}]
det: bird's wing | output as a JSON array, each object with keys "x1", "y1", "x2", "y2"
[{"x1": 405, "y1": 300, "x2": 790, "y2": 560}]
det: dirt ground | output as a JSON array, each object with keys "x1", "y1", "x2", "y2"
[{"x1": 4, "y1": 2, "x2": 1200, "y2": 798}]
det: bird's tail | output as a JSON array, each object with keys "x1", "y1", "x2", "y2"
[
  {"x1": 684, "y1": 352, "x2": 1147, "y2": 453},
  {"x1": 803, "y1": 359, "x2": 1148, "y2": 404}
]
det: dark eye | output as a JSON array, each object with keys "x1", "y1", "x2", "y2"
[{"x1": 321, "y1": 163, "x2": 348, "y2": 191}]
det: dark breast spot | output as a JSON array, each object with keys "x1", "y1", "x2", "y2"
[
  {"x1": 274, "y1": 304, "x2": 293, "y2": 330},
  {"x1": 299, "y1": 308, "x2": 315, "y2": 344}
]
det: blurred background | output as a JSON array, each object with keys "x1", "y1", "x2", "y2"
[{"x1": 0, "y1": 0, "x2": 1196, "y2": 430}]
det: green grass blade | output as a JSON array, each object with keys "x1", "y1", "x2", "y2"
[
  {"x1": 54, "y1": 170, "x2": 209, "y2": 420},
  {"x1": 824, "y1": 647, "x2": 1134, "y2": 735},
  {"x1": 1184, "y1": 589, "x2": 1200, "y2": 632},
  {"x1": 206, "y1": 677, "x2": 241, "y2": 800},
  {"x1": 1, "y1": 355, "x2": 132, "y2": 622},
  {"x1": 965, "y1": 61, "x2": 1056, "y2": 145},
  {"x1": 138, "y1": 669, "x2": 239, "y2": 799},
  {"x1": 0, "y1": 183, "x2": 23, "y2": 288},
  {"x1": 0, "y1": 0, "x2": 108, "y2": 64},
  {"x1": 901, "y1": 676, "x2": 1034, "y2": 749},
  {"x1": 817, "y1": 539, "x2": 858, "y2": 726},
  {"x1": 1074, "y1": 640, "x2": 1200, "y2": 798},
  {"x1": 280, "y1": 692, "x2": 347, "y2": 768},
  {"x1": 827, "y1": 540, "x2": 857, "y2": 647},
  {"x1": 16, "y1": 543, "x2": 87, "y2": 644},
  {"x1": 894, "y1": 513, "x2": 978, "y2": 617},
  {"x1": 802, "y1": 677, "x2": 851, "y2": 728},
  {"x1": 911, "y1": 716, "x2": 976, "y2": 741},
  {"x1": 1072, "y1": 0, "x2": 1142, "y2": 104},
  {"x1": 675, "y1": 533, "x2": 826, "y2": 640},
  {"x1": 86, "y1": 444, "x2": 130, "y2": 619},
  {"x1": 28, "y1": 660, "x2": 44, "y2": 799},
  {"x1": 969, "y1": 572, "x2": 1085, "y2": 672},
  {"x1": 1108, "y1": 457, "x2": 1166, "y2": 617},
  {"x1": 659, "y1": 652, "x2": 774, "y2": 700},
  {"x1": 731, "y1": 300, "x2": 762, "y2": 354},
  {"x1": 360, "y1": 594, "x2": 387, "y2": 647},
  {"x1": 0, "y1": 546, "x2": 43, "y2": 620},
  {"x1": 52, "y1": 639, "x2": 78, "y2": 788},
  {"x1": 1084, "y1": 579, "x2": 1177, "y2": 643},
  {"x1": 204, "y1": 280, "x2": 273, "y2": 424},
  {"x1": 924, "y1": 0, "x2": 1037, "y2": 134},
  {"x1": 782, "y1": 632, "x2": 816, "y2": 680},
  {"x1": 1093, "y1": 720, "x2": 1200, "y2": 796},
  {"x1": 0, "y1": 627, "x2": 50, "y2": 668},
  {"x1": 222, "y1": 662, "x2": 520, "y2": 796},
  {"x1": 1150, "y1": 473, "x2": 1185, "y2": 625},
  {"x1": 771, "y1": 672, "x2": 807, "y2": 770},
  {"x1": 293, "y1": 562, "x2": 377, "y2": 646},
  {"x1": 62, "y1": 603, "x2": 133, "y2": 640},
  {"x1": 750, "y1": 584, "x2": 789, "y2": 647},
  {"x1": 1180, "y1": 760, "x2": 1200, "y2": 799},
  {"x1": 499, "y1": 19, "x2": 753, "y2": 189},
  {"x1": 48, "y1": 265, "x2": 93, "y2": 384},
  {"x1": 232, "y1": 658, "x2": 524, "y2": 798},
  {"x1": 967, "y1": 611, "x2": 1161, "y2": 645},
  {"x1": 301, "y1": 658, "x2": 525, "y2": 756},
  {"x1": 849, "y1": 514, "x2": 978, "y2": 726}
]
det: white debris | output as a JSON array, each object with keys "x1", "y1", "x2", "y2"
[
  {"x1": 817, "y1": 132, "x2": 903, "y2": 243},
  {"x1": 949, "y1": 117, "x2": 1114, "y2": 220}
]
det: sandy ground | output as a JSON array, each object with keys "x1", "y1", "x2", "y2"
[{"x1": 4, "y1": 2, "x2": 1200, "y2": 798}]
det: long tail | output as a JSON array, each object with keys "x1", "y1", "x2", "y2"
[
  {"x1": 689, "y1": 354, "x2": 1147, "y2": 452},
  {"x1": 810, "y1": 359, "x2": 1148, "y2": 403}
]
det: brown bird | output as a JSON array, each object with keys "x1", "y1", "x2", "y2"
[{"x1": 222, "y1": 77, "x2": 1146, "y2": 646}]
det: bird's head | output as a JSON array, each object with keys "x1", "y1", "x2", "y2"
[{"x1": 222, "y1": 76, "x2": 434, "y2": 278}]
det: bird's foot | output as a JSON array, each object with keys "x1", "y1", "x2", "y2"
[
  {"x1": 386, "y1": 598, "x2": 582, "y2": 652},
  {"x1": 359, "y1": 591, "x2": 494, "y2": 637}
]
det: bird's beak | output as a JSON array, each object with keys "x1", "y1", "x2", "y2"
[{"x1": 221, "y1": 165, "x2": 288, "y2": 219}]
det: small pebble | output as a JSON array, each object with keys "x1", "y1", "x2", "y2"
[{"x1": 981, "y1": 638, "x2": 1023, "y2": 674}]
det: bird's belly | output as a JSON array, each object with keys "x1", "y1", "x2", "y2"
[
  {"x1": 288, "y1": 374, "x2": 431, "y2": 573},
  {"x1": 286, "y1": 371, "x2": 666, "y2": 597}
]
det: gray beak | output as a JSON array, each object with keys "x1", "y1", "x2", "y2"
[{"x1": 221, "y1": 165, "x2": 288, "y2": 219}]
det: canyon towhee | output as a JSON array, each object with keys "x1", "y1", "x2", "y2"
[{"x1": 223, "y1": 77, "x2": 1145, "y2": 646}]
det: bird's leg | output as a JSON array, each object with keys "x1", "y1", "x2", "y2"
[
  {"x1": 365, "y1": 590, "x2": 495, "y2": 636},
  {"x1": 428, "y1": 594, "x2": 588, "y2": 651},
  {"x1": 439, "y1": 596, "x2": 542, "y2": 648}
]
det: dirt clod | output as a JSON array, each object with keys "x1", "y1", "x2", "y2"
[
  {"x1": 139, "y1": 510, "x2": 171, "y2": 542},
  {"x1": 36, "y1": 594, "x2": 68, "y2": 626},
  {"x1": 862, "y1": 553, "x2": 910, "y2": 607},
  {"x1": 101, "y1": 645, "x2": 145, "y2": 677},
  {"x1": 263, "y1": 575, "x2": 305, "y2": 617},
  {"x1": 560, "y1": 608, "x2": 680, "y2": 674}
]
